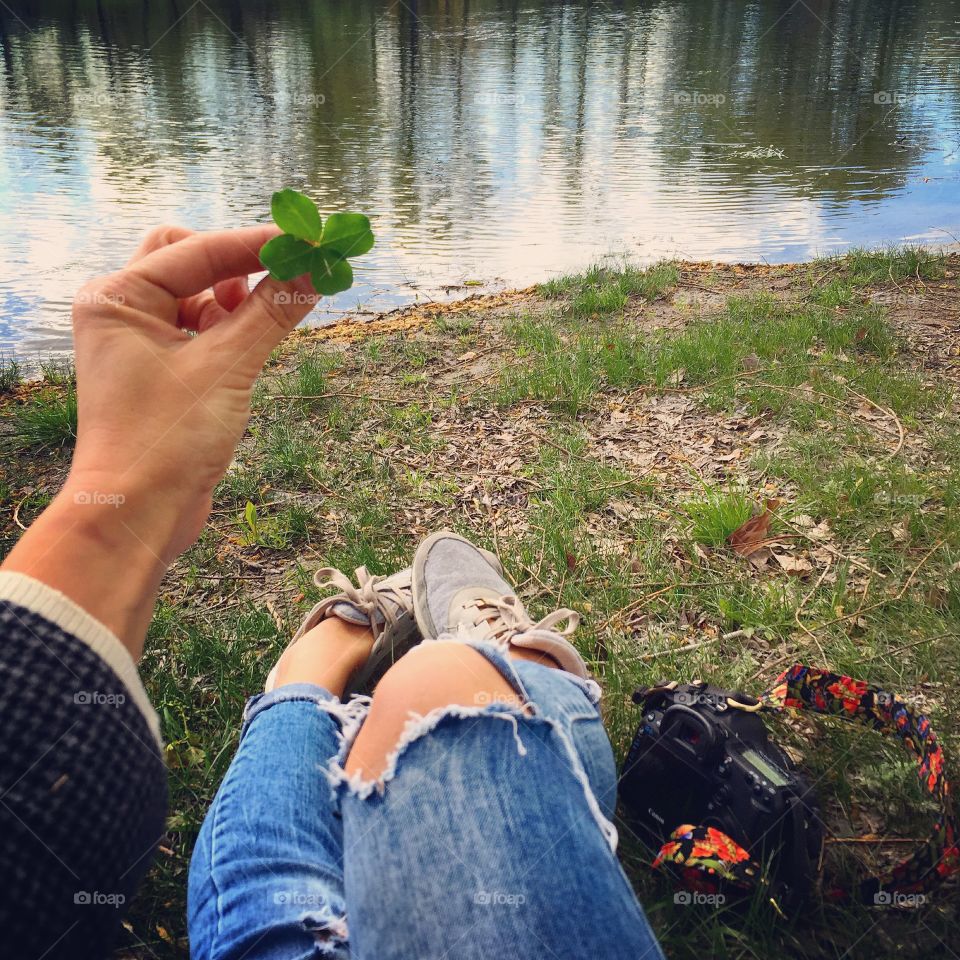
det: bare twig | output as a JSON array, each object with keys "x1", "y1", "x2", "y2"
[
  {"x1": 269, "y1": 391, "x2": 409, "y2": 405},
  {"x1": 804, "y1": 540, "x2": 945, "y2": 635},
  {"x1": 793, "y1": 556, "x2": 833, "y2": 664},
  {"x1": 844, "y1": 386, "x2": 905, "y2": 458},
  {"x1": 639, "y1": 628, "x2": 753, "y2": 661},
  {"x1": 860, "y1": 631, "x2": 959, "y2": 663},
  {"x1": 12, "y1": 494, "x2": 29, "y2": 531}
]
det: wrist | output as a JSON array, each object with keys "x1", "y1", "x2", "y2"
[
  {"x1": 59, "y1": 475, "x2": 176, "y2": 563},
  {"x1": 0, "y1": 477, "x2": 185, "y2": 656},
  {"x1": 62, "y1": 467, "x2": 208, "y2": 563}
]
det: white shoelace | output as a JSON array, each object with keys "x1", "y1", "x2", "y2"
[
  {"x1": 460, "y1": 594, "x2": 579, "y2": 646},
  {"x1": 314, "y1": 565, "x2": 406, "y2": 632}
]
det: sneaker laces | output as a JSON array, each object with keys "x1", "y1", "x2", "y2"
[
  {"x1": 461, "y1": 594, "x2": 580, "y2": 647},
  {"x1": 314, "y1": 565, "x2": 405, "y2": 632}
]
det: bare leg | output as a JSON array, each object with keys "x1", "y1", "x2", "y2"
[
  {"x1": 344, "y1": 641, "x2": 553, "y2": 780},
  {"x1": 269, "y1": 617, "x2": 375, "y2": 697}
]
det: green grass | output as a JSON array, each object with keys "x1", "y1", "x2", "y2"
[
  {"x1": 497, "y1": 289, "x2": 908, "y2": 430},
  {"x1": 4, "y1": 248, "x2": 959, "y2": 959},
  {"x1": 293, "y1": 349, "x2": 341, "y2": 398},
  {"x1": 680, "y1": 485, "x2": 755, "y2": 546},
  {"x1": 837, "y1": 245, "x2": 947, "y2": 284},
  {"x1": 38, "y1": 358, "x2": 76, "y2": 386},
  {"x1": 539, "y1": 261, "x2": 679, "y2": 317},
  {"x1": 0, "y1": 355, "x2": 22, "y2": 393},
  {"x1": 13, "y1": 388, "x2": 78, "y2": 448}
]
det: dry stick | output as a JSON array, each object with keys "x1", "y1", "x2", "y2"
[
  {"x1": 844, "y1": 385, "x2": 905, "y2": 458},
  {"x1": 810, "y1": 263, "x2": 841, "y2": 289},
  {"x1": 792, "y1": 556, "x2": 833, "y2": 666},
  {"x1": 778, "y1": 514, "x2": 884, "y2": 578},
  {"x1": 11, "y1": 494, "x2": 29, "y2": 531},
  {"x1": 860, "y1": 631, "x2": 959, "y2": 663},
  {"x1": 748, "y1": 554, "x2": 848, "y2": 685},
  {"x1": 678, "y1": 278, "x2": 725, "y2": 295},
  {"x1": 484, "y1": 480, "x2": 503, "y2": 564},
  {"x1": 751, "y1": 380, "x2": 859, "y2": 421},
  {"x1": 622, "y1": 359, "x2": 855, "y2": 404},
  {"x1": 269, "y1": 391, "x2": 410, "y2": 405},
  {"x1": 606, "y1": 583, "x2": 679, "y2": 628},
  {"x1": 639, "y1": 627, "x2": 752, "y2": 661},
  {"x1": 824, "y1": 837, "x2": 922, "y2": 846},
  {"x1": 527, "y1": 426, "x2": 594, "y2": 462},
  {"x1": 852, "y1": 565, "x2": 876, "y2": 620},
  {"x1": 755, "y1": 378, "x2": 903, "y2": 458},
  {"x1": 625, "y1": 367, "x2": 763, "y2": 399},
  {"x1": 804, "y1": 539, "x2": 945, "y2": 636}
]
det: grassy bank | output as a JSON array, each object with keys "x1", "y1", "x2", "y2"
[{"x1": 2, "y1": 248, "x2": 959, "y2": 958}]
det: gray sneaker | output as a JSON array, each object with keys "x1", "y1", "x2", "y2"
[
  {"x1": 265, "y1": 565, "x2": 419, "y2": 695},
  {"x1": 411, "y1": 531, "x2": 590, "y2": 679},
  {"x1": 268, "y1": 553, "x2": 503, "y2": 695}
]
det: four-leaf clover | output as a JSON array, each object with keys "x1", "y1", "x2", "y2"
[{"x1": 259, "y1": 188, "x2": 375, "y2": 296}]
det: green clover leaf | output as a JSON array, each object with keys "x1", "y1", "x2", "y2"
[
  {"x1": 258, "y1": 234, "x2": 315, "y2": 281},
  {"x1": 310, "y1": 251, "x2": 353, "y2": 296},
  {"x1": 270, "y1": 188, "x2": 322, "y2": 242},
  {"x1": 318, "y1": 213, "x2": 374, "y2": 259},
  {"x1": 259, "y1": 188, "x2": 374, "y2": 296}
]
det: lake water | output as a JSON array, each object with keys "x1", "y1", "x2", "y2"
[{"x1": 1, "y1": 0, "x2": 958, "y2": 356}]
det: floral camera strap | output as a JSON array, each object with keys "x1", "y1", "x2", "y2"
[{"x1": 652, "y1": 663, "x2": 960, "y2": 904}]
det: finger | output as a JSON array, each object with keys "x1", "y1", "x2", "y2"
[
  {"x1": 209, "y1": 274, "x2": 318, "y2": 369},
  {"x1": 178, "y1": 290, "x2": 229, "y2": 333},
  {"x1": 213, "y1": 276, "x2": 250, "y2": 312},
  {"x1": 126, "y1": 225, "x2": 194, "y2": 266},
  {"x1": 127, "y1": 224, "x2": 281, "y2": 300}
]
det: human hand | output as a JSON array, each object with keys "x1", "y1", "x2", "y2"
[
  {"x1": 68, "y1": 224, "x2": 318, "y2": 560},
  {"x1": 2, "y1": 224, "x2": 319, "y2": 652}
]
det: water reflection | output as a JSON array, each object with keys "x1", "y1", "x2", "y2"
[{"x1": 0, "y1": 0, "x2": 958, "y2": 355}]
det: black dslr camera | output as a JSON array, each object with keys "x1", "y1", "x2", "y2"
[{"x1": 619, "y1": 681, "x2": 823, "y2": 905}]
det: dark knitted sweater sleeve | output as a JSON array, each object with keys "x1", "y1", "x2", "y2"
[{"x1": 0, "y1": 600, "x2": 167, "y2": 959}]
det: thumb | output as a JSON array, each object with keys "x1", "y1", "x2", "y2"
[{"x1": 211, "y1": 273, "x2": 319, "y2": 370}]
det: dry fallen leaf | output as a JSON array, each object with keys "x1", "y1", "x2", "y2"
[
  {"x1": 747, "y1": 545, "x2": 773, "y2": 569},
  {"x1": 728, "y1": 510, "x2": 773, "y2": 557},
  {"x1": 774, "y1": 552, "x2": 813, "y2": 576}
]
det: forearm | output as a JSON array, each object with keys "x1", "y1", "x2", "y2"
[{"x1": 0, "y1": 472, "x2": 187, "y2": 660}]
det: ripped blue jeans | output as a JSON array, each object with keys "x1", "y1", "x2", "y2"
[{"x1": 188, "y1": 640, "x2": 664, "y2": 960}]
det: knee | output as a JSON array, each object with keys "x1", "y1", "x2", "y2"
[
  {"x1": 371, "y1": 641, "x2": 511, "y2": 717},
  {"x1": 344, "y1": 642, "x2": 521, "y2": 779}
]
